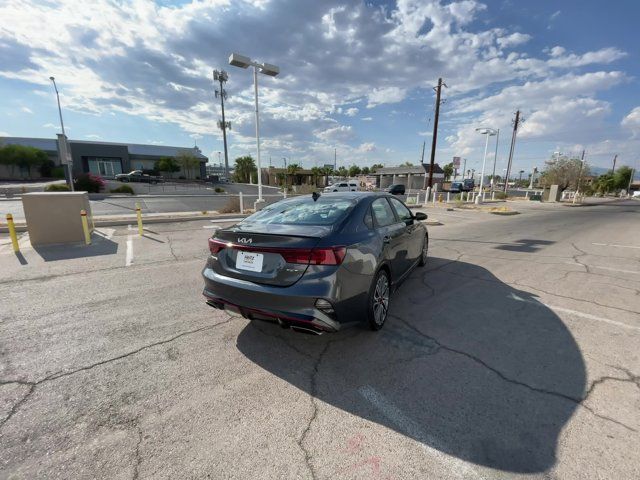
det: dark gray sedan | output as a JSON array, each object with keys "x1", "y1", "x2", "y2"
[{"x1": 202, "y1": 192, "x2": 428, "y2": 334}]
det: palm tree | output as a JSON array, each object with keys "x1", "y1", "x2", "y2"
[
  {"x1": 233, "y1": 156, "x2": 256, "y2": 183},
  {"x1": 287, "y1": 163, "x2": 302, "y2": 188},
  {"x1": 320, "y1": 166, "x2": 333, "y2": 187},
  {"x1": 310, "y1": 166, "x2": 322, "y2": 187}
]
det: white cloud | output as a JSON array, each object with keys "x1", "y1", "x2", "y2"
[
  {"x1": 496, "y1": 32, "x2": 531, "y2": 49},
  {"x1": 361, "y1": 117, "x2": 372, "y2": 121},
  {"x1": 344, "y1": 107, "x2": 359, "y2": 117},
  {"x1": 21, "y1": 106, "x2": 33, "y2": 114},
  {"x1": 0, "y1": 131, "x2": 10, "y2": 136},
  {"x1": 367, "y1": 87, "x2": 408, "y2": 108},
  {"x1": 85, "y1": 134, "x2": 102, "y2": 139},
  {"x1": 621, "y1": 107, "x2": 640, "y2": 137},
  {"x1": 357, "y1": 142, "x2": 376, "y2": 153}
]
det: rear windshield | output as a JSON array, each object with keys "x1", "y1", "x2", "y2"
[{"x1": 245, "y1": 198, "x2": 356, "y2": 226}]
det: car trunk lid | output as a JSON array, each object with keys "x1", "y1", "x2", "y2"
[{"x1": 209, "y1": 224, "x2": 339, "y2": 287}]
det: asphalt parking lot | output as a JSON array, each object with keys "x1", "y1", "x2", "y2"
[{"x1": 1, "y1": 200, "x2": 639, "y2": 479}]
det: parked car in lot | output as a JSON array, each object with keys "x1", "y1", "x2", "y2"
[
  {"x1": 449, "y1": 181, "x2": 464, "y2": 193},
  {"x1": 202, "y1": 192, "x2": 429, "y2": 334},
  {"x1": 324, "y1": 180, "x2": 358, "y2": 192},
  {"x1": 115, "y1": 170, "x2": 163, "y2": 184},
  {"x1": 462, "y1": 179, "x2": 474, "y2": 191},
  {"x1": 385, "y1": 184, "x2": 405, "y2": 195}
]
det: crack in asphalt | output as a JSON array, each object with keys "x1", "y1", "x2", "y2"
[
  {"x1": 132, "y1": 420, "x2": 143, "y2": 480},
  {"x1": 390, "y1": 314, "x2": 638, "y2": 433},
  {"x1": 166, "y1": 236, "x2": 179, "y2": 261},
  {"x1": 0, "y1": 318, "x2": 232, "y2": 431},
  {"x1": 297, "y1": 342, "x2": 331, "y2": 480}
]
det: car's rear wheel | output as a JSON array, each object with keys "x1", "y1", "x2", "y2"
[
  {"x1": 419, "y1": 234, "x2": 428, "y2": 267},
  {"x1": 367, "y1": 269, "x2": 390, "y2": 330}
]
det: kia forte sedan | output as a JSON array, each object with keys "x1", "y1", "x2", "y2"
[{"x1": 202, "y1": 192, "x2": 428, "y2": 334}]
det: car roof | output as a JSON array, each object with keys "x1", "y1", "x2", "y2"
[{"x1": 315, "y1": 191, "x2": 390, "y2": 201}]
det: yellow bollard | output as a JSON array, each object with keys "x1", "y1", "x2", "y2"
[
  {"x1": 135, "y1": 203, "x2": 143, "y2": 236},
  {"x1": 80, "y1": 210, "x2": 91, "y2": 245},
  {"x1": 6, "y1": 213, "x2": 20, "y2": 253}
]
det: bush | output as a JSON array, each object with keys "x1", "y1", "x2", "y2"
[
  {"x1": 214, "y1": 187, "x2": 225, "y2": 193},
  {"x1": 219, "y1": 196, "x2": 240, "y2": 213},
  {"x1": 51, "y1": 166, "x2": 66, "y2": 179},
  {"x1": 74, "y1": 173, "x2": 105, "y2": 193},
  {"x1": 110, "y1": 185, "x2": 135, "y2": 195},
  {"x1": 493, "y1": 191, "x2": 508, "y2": 200},
  {"x1": 39, "y1": 159, "x2": 56, "y2": 177},
  {"x1": 44, "y1": 183, "x2": 70, "y2": 192},
  {"x1": 178, "y1": 175, "x2": 186, "y2": 180}
]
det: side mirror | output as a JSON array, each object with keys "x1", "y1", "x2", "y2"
[{"x1": 414, "y1": 212, "x2": 428, "y2": 221}]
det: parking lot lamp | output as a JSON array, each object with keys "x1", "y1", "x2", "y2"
[
  {"x1": 475, "y1": 128, "x2": 497, "y2": 204},
  {"x1": 229, "y1": 53, "x2": 280, "y2": 208}
]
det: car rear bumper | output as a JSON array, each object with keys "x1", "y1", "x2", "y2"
[{"x1": 202, "y1": 266, "x2": 345, "y2": 333}]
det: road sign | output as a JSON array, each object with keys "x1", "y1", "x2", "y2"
[
  {"x1": 453, "y1": 156, "x2": 461, "y2": 168},
  {"x1": 57, "y1": 134, "x2": 73, "y2": 165}
]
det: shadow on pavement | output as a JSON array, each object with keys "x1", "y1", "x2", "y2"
[
  {"x1": 33, "y1": 235, "x2": 118, "y2": 261},
  {"x1": 236, "y1": 257, "x2": 585, "y2": 474},
  {"x1": 494, "y1": 238, "x2": 555, "y2": 253}
]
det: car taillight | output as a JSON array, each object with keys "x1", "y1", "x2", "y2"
[
  {"x1": 208, "y1": 238, "x2": 227, "y2": 255},
  {"x1": 280, "y1": 247, "x2": 346, "y2": 265}
]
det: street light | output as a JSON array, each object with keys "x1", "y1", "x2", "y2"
[
  {"x1": 229, "y1": 53, "x2": 280, "y2": 208},
  {"x1": 474, "y1": 127, "x2": 498, "y2": 204},
  {"x1": 49, "y1": 76, "x2": 74, "y2": 191}
]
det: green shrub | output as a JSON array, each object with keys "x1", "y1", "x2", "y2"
[
  {"x1": 44, "y1": 183, "x2": 70, "y2": 192},
  {"x1": 51, "y1": 166, "x2": 66, "y2": 179},
  {"x1": 39, "y1": 159, "x2": 56, "y2": 177},
  {"x1": 74, "y1": 173, "x2": 105, "y2": 193},
  {"x1": 110, "y1": 185, "x2": 135, "y2": 195},
  {"x1": 214, "y1": 187, "x2": 225, "y2": 193},
  {"x1": 493, "y1": 191, "x2": 508, "y2": 200}
]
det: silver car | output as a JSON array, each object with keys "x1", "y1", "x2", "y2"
[{"x1": 202, "y1": 192, "x2": 428, "y2": 334}]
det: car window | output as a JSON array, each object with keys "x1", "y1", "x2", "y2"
[
  {"x1": 388, "y1": 197, "x2": 412, "y2": 222},
  {"x1": 245, "y1": 198, "x2": 355, "y2": 226},
  {"x1": 371, "y1": 198, "x2": 397, "y2": 227},
  {"x1": 363, "y1": 207, "x2": 374, "y2": 229},
  {"x1": 339, "y1": 183, "x2": 348, "y2": 187}
]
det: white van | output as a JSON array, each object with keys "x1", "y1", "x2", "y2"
[{"x1": 324, "y1": 180, "x2": 359, "y2": 192}]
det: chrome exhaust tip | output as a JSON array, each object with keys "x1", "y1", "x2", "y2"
[{"x1": 290, "y1": 325, "x2": 324, "y2": 336}]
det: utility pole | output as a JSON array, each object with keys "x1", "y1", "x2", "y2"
[
  {"x1": 611, "y1": 154, "x2": 617, "y2": 174},
  {"x1": 503, "y1": 109, "x2": 521, "y2": 193},
  {"x1": 334, "y1": 148, "x2": 337, "y2": 172},
  {"x1": 213, "y1": 70, "x2": 231, "y2": 180},
  {"x1": 462, "y1": 158, "x2": 467, "y2": 180},
  {"x1": 427, "y1": 78, "x2": 446, "y2": 188},
  {"x1": 574, "y1": 149, "x2": 585, "y2": 204},
  {"x1": 490, "y1": 129, "x2": 499, "y2": 191},
  {"x1": 420, "y1": 141, "x2": 426, "y2": 164}
]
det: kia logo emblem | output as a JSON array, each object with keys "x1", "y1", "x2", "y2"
[{"x1": 237, "y1": 237, "x2": 253, "y2": 244}]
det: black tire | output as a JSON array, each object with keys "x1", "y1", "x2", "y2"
[
  {"x1": 418, "y1": 233, "x2": 429, "y2": 267},
  {"x1": 367, "y1": 269, "x2": 390, "y2": 331}
]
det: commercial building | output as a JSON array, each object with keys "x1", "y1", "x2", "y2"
[
  {"x1": 370, "y1": 164, "x2": 445, "y2": 189},
  {"x1": 0, "y1": 137, "x2": 207, "y2": 180},
  {"x1": 261, "y1": 167, "x2": 327, "y2": 187}
]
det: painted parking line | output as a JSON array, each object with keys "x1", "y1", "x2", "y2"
[
  {"x1": 94, "y1": 228, "x2": 115, "y2": 240},
  {"x1": 358, "y1": 386, "x2": 485, "y2": 479},
  {"x1": 125, "y1": 233, "x2": 134, "y2": 267},
  {"x1": 209, "y1": 218, "x2": 244, "y2": 223},
  {"x1": 508, "y1": 293, "x2": 640, "y2": 331},
  {"x1": 592, "y1": 242, "x2": 640, "y2": 250}
]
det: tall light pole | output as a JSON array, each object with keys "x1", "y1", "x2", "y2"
[
  {"x1": 475, "y1": 127, "x2": 497, "y2": 204},
  {"x1": 229, "y1": 53, "x2": 279, "y2": 208},
  {"x1": 49, "y1": 76, "x2": 74, "y2": 191}
]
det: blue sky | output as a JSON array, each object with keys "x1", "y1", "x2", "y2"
[{"x1": 1, "y1": 0, "x2": 638, "y2": 176}]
